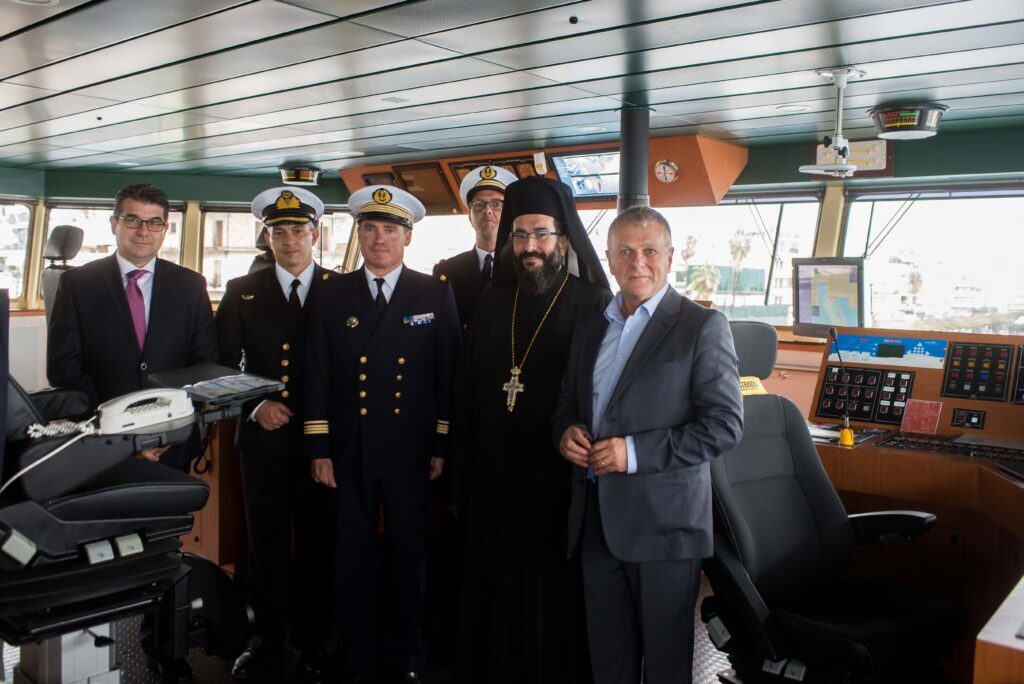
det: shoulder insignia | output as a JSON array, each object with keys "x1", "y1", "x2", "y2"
[
  {"x1": 323, "y1": 273, "x2": 330, "y2": 280},
  {"x1": 439, "y1": 274, "x2": 447, "y2": 281},
  {"x1": 242, "y1": 294, "x2": 255, "y2": 300}
]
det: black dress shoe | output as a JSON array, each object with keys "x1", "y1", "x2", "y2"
[
  {"x1": 146, "y1": 654, "x2": 193, "y2": 684},
  {"x1": 394, "y1": 672, "x2": 423, "y2": 684},
  {"x1": 231, "y1": 635, "x2": 283, "y2": 680}
]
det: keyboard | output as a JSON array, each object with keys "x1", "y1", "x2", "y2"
[{"x1": 877, "y1": 433, "x2": 1024, "y2": 462}]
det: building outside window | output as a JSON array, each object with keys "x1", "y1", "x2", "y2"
[{"x1": 843, "y1": 188, "x2": 1024, "y2": 334}]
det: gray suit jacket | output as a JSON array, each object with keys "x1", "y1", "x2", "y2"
[{"x1": 552, "y1": 288, "x2": 743, "y2": 563}]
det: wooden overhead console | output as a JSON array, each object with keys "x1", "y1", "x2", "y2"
[
  {"x1": 336, "y1": 134, "x2": 748, "y2": 212},
  {"x1": 804, "y1": 327, "x2": 1024, "y2": 683}
]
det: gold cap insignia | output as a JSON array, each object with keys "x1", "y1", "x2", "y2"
[
  {"x1": 275, "y1": 190, "x2": 300, "y2": 210},
  {"x1": 242, "y1": 294, "x2": 255, "y2": 300},
  {"x1": 480, "y1": 166, "x2": 497, "y2": 180},
  {"x1": 346, "y1": 316, "x2": 359, "y2": 328},
  {"x1": 372, "y1": 187, "x2": 393, "y2": 204}
]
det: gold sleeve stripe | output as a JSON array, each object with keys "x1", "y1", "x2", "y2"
[
  {"x1": 304, "y1": 420, "x2": 329, "y2": 426},
  {"x1": 436, "y1": 425, "x2": 450, "y2": 435},
  {"x1": 437, "y1": 419, "x2": 450, "y2": 425},
  {"x1": 739, "y1": 376, "x2": 767, "y2": 396}
]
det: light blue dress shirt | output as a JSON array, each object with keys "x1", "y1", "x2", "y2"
[
  {"x1": 115, "y1": 253, "x2": 156, "y2": 326},
  {"x1": 591, "y1": 282, "x2": 671, "y2": 474}
]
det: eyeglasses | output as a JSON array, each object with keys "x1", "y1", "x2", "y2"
[
  {"x1": 116, "y1": 214, "x2": 167, "y2": 231},
  {"x1": 469, "y1": 199, "x2": 504, "y2": 212},
  {"x1": 510, "y1": 230, "x2": 561, "y2": 243}
]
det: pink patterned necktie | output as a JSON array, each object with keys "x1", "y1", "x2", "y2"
[{"x1": 125, "y1": 269, "x2": 147, "y2": 351}]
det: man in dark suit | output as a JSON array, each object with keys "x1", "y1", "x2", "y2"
[
  {"x1": 304, "y1": 185, "x2": 460, "y2": 684},
  {"x1": 432, "y1": 165, "x2": 516, "y2": 328},
  {"x1": 553, "y1": 206, "x2": 744, "y2": 684},
  {"x1": 47, "y1": 182, "x2": 217, "y2": 472},
  {"x1": 217, "y1": 187, "x2": 337, "y2": 681}
]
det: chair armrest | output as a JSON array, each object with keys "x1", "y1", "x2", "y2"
[
  {"x1": 703, "y1": 533, "x2": 780, "y2": 660},
  {"x1": 848, "y1": 510, "x2": 935, "y2": 545},
  {"x1": 28, "y1": 388, "x2": 91, "y2": 422}
]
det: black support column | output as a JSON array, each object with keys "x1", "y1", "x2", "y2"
[{"x1": 617, "y1": 106, "x2": 650, "y2": 212}]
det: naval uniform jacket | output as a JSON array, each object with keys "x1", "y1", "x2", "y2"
[
  {"x1": 432, "y1": 248, "x2": 486, "y2": 330},
  {"x1": 216, "y1": 263, "x2": 337, "y2": 456},
  {"x1": 303, "y1": 266, "x2": 460, "y2": 480}
]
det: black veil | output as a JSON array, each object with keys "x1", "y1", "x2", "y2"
[{"x1": 491, "y1": 175, "x2": 610, "y2": 291}]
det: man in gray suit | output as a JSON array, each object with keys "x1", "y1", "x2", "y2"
[{"x1": 553, "y1": 206, "x2": 744, "y2": 684}]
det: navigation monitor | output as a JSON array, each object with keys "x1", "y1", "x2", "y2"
[
  {"x1": 792, "y1": 257, "x2": 866, "y2": 338},
  {"x1": 550, "y1": 149, "x2": 620, "y2": 199}
]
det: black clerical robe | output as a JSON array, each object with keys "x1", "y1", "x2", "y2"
[{"x1": 452, "y1": 273, "x2": 609, "y2": 684}]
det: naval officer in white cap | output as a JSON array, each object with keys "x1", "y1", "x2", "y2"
[
  {"x1": 304, "y1": 185, "x2": 460, "y2": 684},
  {"x1": 432, "y1": 165, "x2": 517, "y2": 328},
  {"x1": 217, "y1": 185, "x2": 338, "y2": 681}
]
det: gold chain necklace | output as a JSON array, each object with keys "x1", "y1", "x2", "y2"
[{"x1": 502, "y1": 270, "x2": 571, "y2": 412}]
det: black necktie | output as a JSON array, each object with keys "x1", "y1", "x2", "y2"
[
  {"x1": 374, "y1": 277, "x2": 387, "y2": 314},
  {"x1": 481, "y1": 253, "x2": 493, "y2": 285},
  {"x1": 288, "y1": 278, "x2": 302, "y2": 312}
]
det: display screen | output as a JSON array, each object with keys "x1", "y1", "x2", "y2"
[
  {"x1": 550, "y1": 150, "x2": 620, "y2": 198},
  {"x1": 792, "y1": 257, "x2": 865, "y2": 337}
]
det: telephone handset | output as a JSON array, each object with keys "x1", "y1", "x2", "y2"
[{"x1": 97, "y1": 388, "x2": 194, "y2": 434}]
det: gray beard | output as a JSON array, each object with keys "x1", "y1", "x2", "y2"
[{"x1": 515, "y1": 249, "x2": 565, "y2": 296}]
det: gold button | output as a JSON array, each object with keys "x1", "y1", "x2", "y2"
[
  {"x1": 394, "y1": 392, "x2": 401, "y2": 398},
  {"x1": 360, "y1": 408, "x2": 368, "y2": 416},
  {"x1": 281, "y1": 375, "x2": 289, "y2": 383},
  {"x1": 359, "y1": 373, "x2": 367, "y2": 381},
  {"x1": 359, "y1": 391, "x2": 367, "y2": 398},
  {"x1": 281, "y1": 359, "x2": 290, "y2": 367},
  {"x1": 396, "y1": 374, "x2": 403, "y2": 381},
  {"x1": 394, "y1": 408, "x2": 401, "y2": 415},
  {"x1": 397, "y1": 357, "x2": 406, "y2": 365},
  {"x1": 360, "y1": 356, "x2": 367, "y2": 364},
  {"x1": 281, "y1": 390, "x2": 290, "y2": 398},
  {"x1": 282, "y1": 343, "x2": 290, "y2": 351}
]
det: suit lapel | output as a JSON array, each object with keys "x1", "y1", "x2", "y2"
[
  {"x1": 144, "y1": 259, "x2": 174, "y2": 356},
  {"x1": 102, "y1": 255, "x2": 140, "y2": 356},
  {"x1": 605, "y1": 289, "x2": 682, "y2": 410},
  {"x1": 346, "y1": 267, "x2": 379, "y2": 349},
  {"x1": 580, "y1": 317, "x2": 609, "y2": 428},
  {"x1": 367, "y1": 266, "x2": 412, "y2": 348}
]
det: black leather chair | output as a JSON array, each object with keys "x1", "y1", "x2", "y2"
[
  {"x1": 701, "y1": 321, "x2": 966, "y2": 683},
  {"x1": 40, "y1": 225, "x2": 84, "y2": 326},
  {"x1": 248, "y1": 226, "x2": 274, "y2": 274},
  {"x1": 0, "y1": 375, "x2": 207, "y2": 644}
]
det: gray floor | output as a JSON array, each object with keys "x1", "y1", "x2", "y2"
[{"x1": 3, "y1": 575, "x2": 731, "y2": 683}]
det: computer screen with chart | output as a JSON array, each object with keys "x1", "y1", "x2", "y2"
[{"x1": 792, "y1": 257, "x2": 865, "y2": 338}]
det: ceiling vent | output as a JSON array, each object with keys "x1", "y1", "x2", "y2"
[
  {"x1": 868, "y1": 104, "x2": 948, "y2": 140},
  {"x1": 279, "y1": 167, "x2": 321, "y2": 186}
]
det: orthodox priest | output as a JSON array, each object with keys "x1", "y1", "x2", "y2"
[{"x1": 452, "y1": 175, "x2": 611, "y2": 684}]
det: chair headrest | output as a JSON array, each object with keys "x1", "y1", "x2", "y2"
[
  {"x1": 43, "y1": 225, "x2": 84, "y2": 261},
  {"x1": 730, "y1": 321, "x2": 777, "y2": 380},
  {"x1": 254, "y1": 227, "x2": 270, "y2": 251}
]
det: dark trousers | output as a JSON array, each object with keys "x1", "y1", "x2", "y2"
[
  {"x1": 581, "y1": 482, "x2": 702, "y2": 684},
  {"x1": 335, "y1": 471, "x2": 428, "y2": 672},
  {"x1": 240, "y1": 443, "x2": 335, "y2": 653}
]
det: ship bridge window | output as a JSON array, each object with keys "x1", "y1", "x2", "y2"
[
  {"x1": 0, "y1": 201, "x2": 31, "y2": 301},
  {"x1": 843, "y1": 187, "x2": 1024, "y2": 334},
  {"x1": 46, "y1": 203, "x2": 184, "y2": 271},
  {"x1": 579, "y1": 194, "x2": 821, "y2": 325},
  {"x1": 201, "y1": 207, "x2": 352, "y2": 301}
]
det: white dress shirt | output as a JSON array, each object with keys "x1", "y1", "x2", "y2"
[
  {"x1": 364, "y1": 264, "x2": 403, "y2": 303},
  {"x1": 275, "y1": 260, "x2": 315, "y2": 305}
]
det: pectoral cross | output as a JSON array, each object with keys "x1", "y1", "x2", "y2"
[{"x1": 502, "y1": 367, "x2": 525, "y2": 412}]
